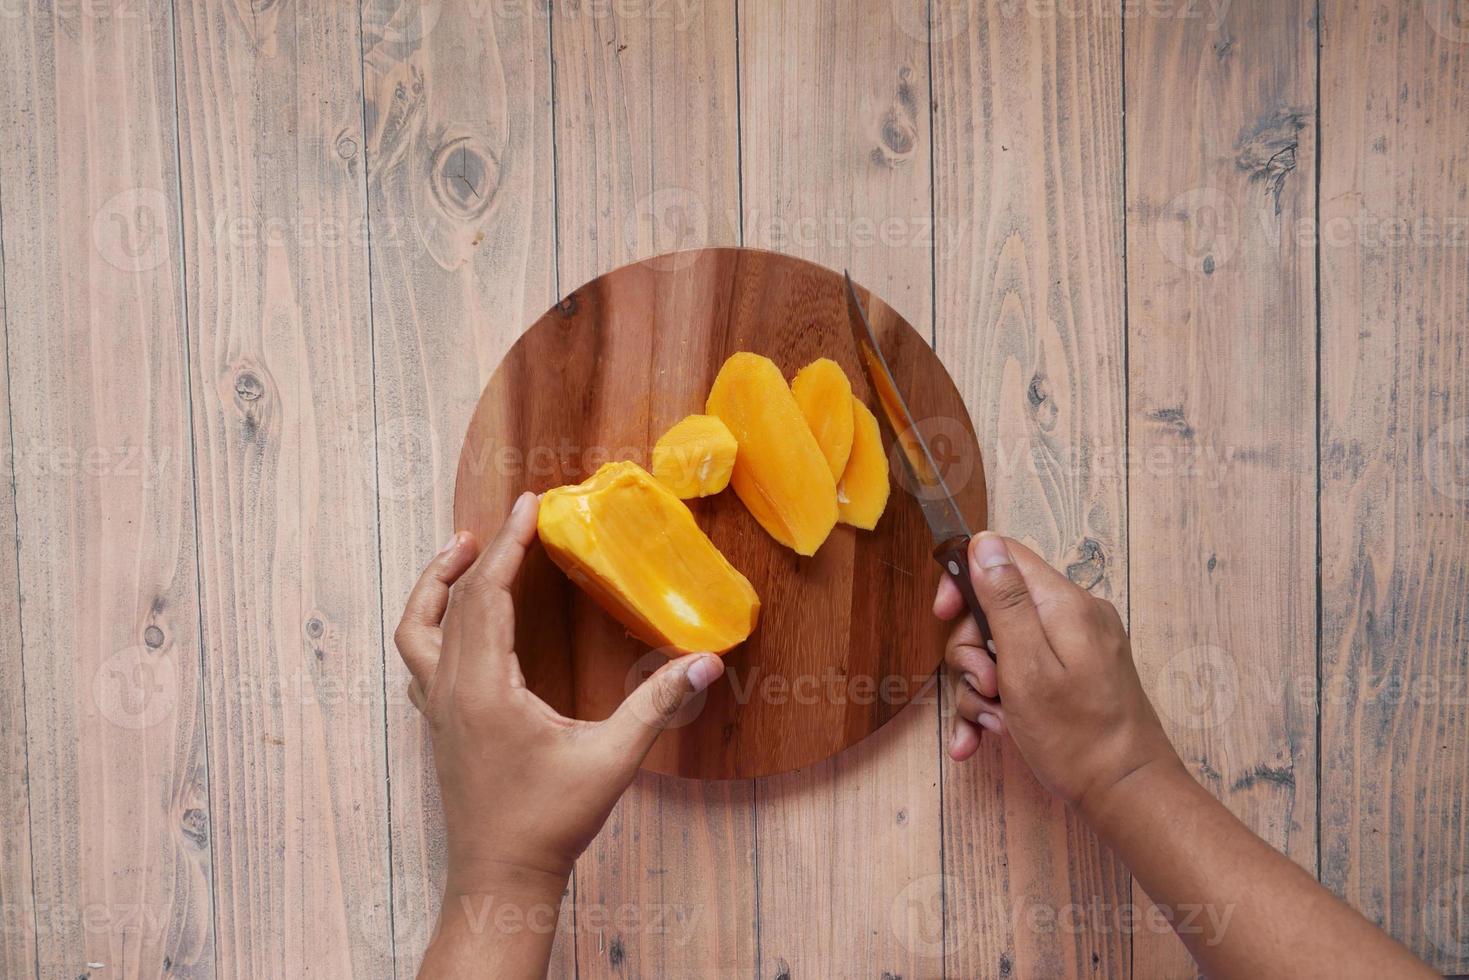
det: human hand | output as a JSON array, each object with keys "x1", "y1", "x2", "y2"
[
  {"x1": 393, "y1": 491, "x2": 724, "y2": 967},
  {"x1": 935, "y1": 532, "x2": 1180, "y2": 816}
]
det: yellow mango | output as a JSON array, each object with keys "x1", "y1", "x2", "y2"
[
  {"x1": 651, "y1": 414, "x2": 738, "y2": 498},
  {"x1": 706, "y1": 352, "x2": 838, "y2": 556},
  {"x1": 790, "y1": 358, "x2": 855, "y2": 481},
  {"x1": 837, "y1": 401, "x2": 890, "y2": 530},
  {"x1": 538, "y1": 461, "x2": 760, "y2": 655}
]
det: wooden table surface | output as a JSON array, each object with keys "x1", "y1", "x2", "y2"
[{"x1": 0, "y1": 1, "x2": 1464, "y2": 977}]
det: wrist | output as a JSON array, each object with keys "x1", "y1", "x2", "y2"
[{"x1": 1075, "y1": 749, "x2": 1192, "y2": 831}]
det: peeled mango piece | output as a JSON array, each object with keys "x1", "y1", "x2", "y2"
[
  {"x1": 706, "y1": 352, "x2": 838, "y2": 556},
  {"x1": 837, "y1": 401, "x2": 891, "y2": 530},
  {"x1": 538, "y1": 461, "x2": 760, "y2": 655},
  {"x1": 790, "y1": 358, "x2": 855, "y2": 481},
  {"x1": 651, "y1": 414, "x2": 738, "y2": 498}
]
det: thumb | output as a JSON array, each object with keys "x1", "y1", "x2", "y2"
[
  {"x1": 968, "y1": 533, "x2": 1053, "y2": 669},
  {"x1": 600, "y1": 653, "x2": 725, "y2": 763}
]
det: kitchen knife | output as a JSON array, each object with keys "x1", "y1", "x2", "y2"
[{"x1": 843, "y1": 271, "x2": 993, "y2": 653}]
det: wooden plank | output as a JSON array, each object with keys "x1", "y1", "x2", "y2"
[
  {"x1": 1125, "y1": 1, "x2": 1317, "y2": 974},
  {"x1": 737, "y1": 1, "x2": 941, "y2": 975},
  {"x1": 932, "y1": 3, "x2": 1131, "y2": 976},
  {"x1": 357, "y1": 0, "x2": 558, "y2": 971},
  {"x1": 170, "y1": 0, "x2": 391, "y2": 974},
  {"x1": 0, "y1": 4, "x2": 216, "y2": 976},
  {"x1": 1319, "y1": 2, "x2": 1469, "y2": 971},
  {"x1": 549, "y1": 3, "x2": 750, "y2": 975},
  {"x1": 0, "y1": 184, "x2": 39, "y2": 980}
]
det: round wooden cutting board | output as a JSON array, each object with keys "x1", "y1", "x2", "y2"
[{"x1": 453, "y1": 248, "x2": 987, "y2": 779}]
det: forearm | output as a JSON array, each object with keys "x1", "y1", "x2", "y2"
[
  {"x1": 1081, "y1": 758, "x2": 1434, "y2": 979},
  {"x1": 419, "y1": 869, "x2": 569, "y2": 979}
]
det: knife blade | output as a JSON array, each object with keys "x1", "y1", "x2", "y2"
[{"x1": 842, "y1": 271, "x2": 993, "y2": 652}]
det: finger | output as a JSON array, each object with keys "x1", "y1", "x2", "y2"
[
  {"x1": 956, "y1": 687, "x2": 1005, "y2": 732},
  {"x1": 456, "y1": 492, "x2": 540, "y2": 602},
  {"x1": 597, "y1": 653, "x2": 725, "y2": 765},
  {"x1": 949, "y1": 716, "x2": 982, "y2": 762},
  {"x1": 968, "y1": 532, "x2": 1061, "y2": 673},
  {"x1": 933, "y1": 573, "x2": 962, "y2": 620},
  {"x1": 394, "y1": 532, "x2": 481, "y2": 688},
  {"x1": 407, "y1": 678, "x2": 427, "y2": 714},
  {"x1": 438, "y1": 491, "x2": 540, "y2": 691},
  {"x1": 946, "y1": 623, "x2": 998, "y2": 699}
]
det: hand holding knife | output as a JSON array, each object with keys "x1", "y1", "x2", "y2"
[{"x1": 842, "y1": 272, "x2": 994, "y2": 660}]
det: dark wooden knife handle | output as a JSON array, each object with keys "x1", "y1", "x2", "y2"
[{"x1": 933, "y1": 534, "x2": 994, "y2": 662}]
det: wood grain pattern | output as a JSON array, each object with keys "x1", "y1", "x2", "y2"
[
  {"x1": 358, "y1": 0, "x2": 559, "y2": 970},
  {"x1": 547, "y1": 6, "x2": 753, "y2": 975},
  {"x1": 0, "y1": 3, "x2": 216, "y2": 975},
  {"x1": 0, "y1": 188, "x2": 39, "y2": 980},
  {"x1": 932, "y1": 3, "x2": 1131, "y2": 976},
  {"x1": 1320, "y1": 2, "x2": 1469, "y2": 972},
  {"x1": 736, "y1": 1, "x2": 944, "y2": 974},
  {"x1": 1125, "y1": 1, "x2": 1318, "y2": 974},
  {"x1": 170, "y1": 0, "x2": 391, "y2": 974},
  {"x1": 454, "y1": 251, "x2": 985, "y2": 779}
]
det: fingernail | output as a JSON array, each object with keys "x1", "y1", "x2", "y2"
[
  {"x1": 975, "y1": 532, "x2": 1012, "y2": 569},
  {"x1": 986, "y1": 639, "x2": 998, "y2": 656},
  {"x1": 439, "y1": 532, "x2": 461, "y2": 555},
  {"x1": 686, "y1": 654, "x2": 724, "y2": 693},
  {"x1": 511, "y1": 491, "x2": 534, "y2": 519},
  {"x1": 962, "y1": 672, "x2": 980, "y2": 692},
  {"x1": 977, "y1": 712, "x2": 1001, "y2": 733}
]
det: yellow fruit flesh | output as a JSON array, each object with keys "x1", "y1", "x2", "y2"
[
  {"x1": 651, "y1": 414, "x2": 738, "y2": 498},
  {"x1": 538, "y1": 461, "x2": 760, "y2": 655},
  {"x1": 790, "y1": 357, "x2": 855, "y2": 481},
  {"x1": 837, "y1": 400, "x2": 891, "y2": 529},
  {"x1": 706, "y1": 353, "x2": 838, "y2": 556}
]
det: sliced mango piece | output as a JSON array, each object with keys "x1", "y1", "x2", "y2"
[
  {"x1": 837, "y1": 401, "x2": 891, "y2": 530},
  {"x1": 790, "y1": 357, "x2": 855, "y2": 481},
  {"x1": 651, "y1": 414, "x2": 738, "y2": 498},
  {"x1": 706, "y1": 352, "x2": 838, "y2": 556},
  {"x1": 538, "y1": 461, "x2": 760, "y2": 655}
]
